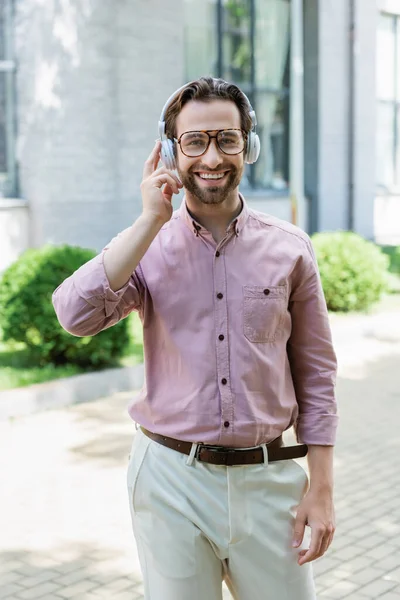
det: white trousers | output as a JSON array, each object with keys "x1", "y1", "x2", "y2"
[{"x1": 127, "y1": 429, "x2": 316, "y2": 600}]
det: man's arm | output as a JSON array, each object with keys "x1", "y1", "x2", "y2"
[
  {"x1": 53, "y1": 142, "x2": 182, "y2": 336},
  {"x1": 104, "y1": 141, "x2": 182, "y2": 291},
  {"x1": 287, "y1": 237, "x2": 338, "y2": 564}
]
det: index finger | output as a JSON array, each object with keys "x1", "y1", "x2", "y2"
[
  {"x1": 143, "y1": 140, "x2": 162, "y2": 179},
  {"x1": 298, "y1": 527, "x2": 323, "y2": 566}
]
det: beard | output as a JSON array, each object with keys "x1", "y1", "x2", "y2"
[{"x1": 177, "y1": 161, "x2": 244, "y2": 205}]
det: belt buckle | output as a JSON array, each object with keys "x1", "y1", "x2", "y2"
[{"x1": 195, "y1": 443, "x2": 236, "y2": 463}]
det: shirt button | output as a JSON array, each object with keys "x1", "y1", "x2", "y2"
[
  {"x1": 224, "y1": 421, "x2": 230, "y2": 428},
  {"x1": 263, "y1": 289, "x2": 270, "y2": 296},
  {"x1": 218, "y1": 334, "x2": 225, "y2": 341},
  {"x1": 221, "y1": 378, "x2": 227, "y2": 385},
  {"x1": 215, "y1": 251, "x2": 220, "y2": 257},
  {"x1": 217, "y1": 292, "x2": 223, "y2": 299}
]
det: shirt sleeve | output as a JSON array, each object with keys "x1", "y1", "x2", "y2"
[
  {"x1": 287, "y1": 237, "x2": 338, "y2": 446},
  {"x1": 52, "y1": 230, "x2": 145, "y2": 337}
]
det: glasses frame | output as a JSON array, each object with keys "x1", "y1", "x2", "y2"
[{"x1": 175, "y1": 128, "x2": 247, "y2": 158}]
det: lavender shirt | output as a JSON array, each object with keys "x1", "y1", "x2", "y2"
[{"x1": 52, "y1": 197, "x2": 338, "y2": 447}]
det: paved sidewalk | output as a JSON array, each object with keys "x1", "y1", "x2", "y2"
[{"x1": 1, "y1": 321, "x2": 400, "y2": 599}]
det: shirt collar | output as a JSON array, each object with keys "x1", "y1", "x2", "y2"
[{"x1": 179, "y1": 193, "x2": 249, "y2": 237}]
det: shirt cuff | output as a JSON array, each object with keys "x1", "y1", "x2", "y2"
[{"x1": 295, "y1": 414, "x2": 339, "y2": 446}]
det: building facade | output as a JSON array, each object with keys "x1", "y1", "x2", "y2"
[{"x1": 0, "y1": 0, "x2": 399, "y2": 273}]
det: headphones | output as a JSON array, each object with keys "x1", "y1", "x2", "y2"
[{"x1": 158, "y1": 79, "x2": 261, "y2": 171}]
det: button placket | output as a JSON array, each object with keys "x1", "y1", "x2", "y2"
[{"x1": 213, "y1": 249, "x2": 234, "y2": 442}]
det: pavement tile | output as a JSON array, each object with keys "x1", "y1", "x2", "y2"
[
  {"x1": 329, "y1": 534, "x2": 359, "y2": 553},
  {"x1": 338, "y1": 596, "x2": 369, "y2": 600},
  {"x1": 53, "y1": 568, "x2": 93, "y2": 587},
  {"x1": 0, "y1": 572, "x2": 23, "y2": 586},
  {"x1": 319, "y1": 579, "x2": 359, "y2": 598},
  {"x1": 385, "y1": 569, "x2": 400, "y2": 584},
  {"x1": 329, "y1": 545, "x2": 365, "y2": 561},
  {"x1": 0, "y1": 562, "x2": 25, "y2": 575},
  {"x1": 376, "y1": 556, "x2": 400, "y2": 571},
  {"x1": 0, "y1": 584, "x2": 24, "y2": 600},
  {"x1": 15, "y1": 582, "x2": 61, "y2": 599},
  {"x1": 337, "y1": 555, "x2": 376, "y2": 574},
  {"x1": 314, "y1": 556, "x2": 343, "y2": 577},
  {"x1": 356, "y1": 534, "x2": 388, "y2": 550},
  {"x1": 55, "y1": 580, "x2": 98, "y2": 599},
  {"x1": 18, "y1": 571, "x2": 60, "y2": 588},
  {"x1": 356, "y1": 578, "x2": 398, "y2": 598},
  {"x1": 100, "y1": 577, "x2": 134, "y2": 592},
  {"x1": 364, "y1": 543, "x2": 398, "y2": 560},
  {"x1": 348, "y1": 566, "x2": 386, "y2": 586}
]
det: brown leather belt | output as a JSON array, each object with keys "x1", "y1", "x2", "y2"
[{"x1": 141, "y1": 427, "x2": 308, "y2": 466}]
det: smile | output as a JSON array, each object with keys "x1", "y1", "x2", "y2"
[{"x1": 196, "y1": 171, "x2": 228, "y2": 180}]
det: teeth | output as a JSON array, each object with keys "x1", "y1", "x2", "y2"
[{"x1": 198, "y1": 173, "x2": 225, "y2": 180}]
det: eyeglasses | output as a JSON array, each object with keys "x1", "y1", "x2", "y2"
[{"x1": 176, "y1": 129, "x2": 246, "y2": 158}]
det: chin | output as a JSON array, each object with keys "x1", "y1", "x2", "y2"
[{"x1": 197, "y1": 188, "x2": 231, "y2": 205}]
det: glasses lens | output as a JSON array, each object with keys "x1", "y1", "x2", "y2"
[
  {"x1": 217, "y1": 130, "x2": 245, "y2": 154},
  {"x1": 180, "y1": 132, "x2": 209, "y2": 157}
]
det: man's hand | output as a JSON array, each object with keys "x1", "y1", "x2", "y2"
[
  {"x1": 141, "y1": 141, "x2": 183, "y2": 226},
  {"x1": 292, "y1": 487, "x2": 336, "y2": 565}
]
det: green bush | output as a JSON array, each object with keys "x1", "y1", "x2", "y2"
[
  {"x1": 380, "y1": 245, "x2": 400, "y2": 274},
  {"x1": 312, "y1": 231, "x2": 389, "y2": 312},
  {"x1": 0, "y1": 245, "x2": 131, "y2": 367}
]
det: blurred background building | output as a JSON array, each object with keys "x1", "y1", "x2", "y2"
[{"x1": 0, "y1": 0, "x2": 399, "y2": 272}]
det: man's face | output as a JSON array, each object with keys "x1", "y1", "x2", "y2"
[{"x1": 175, "y1": 99, "x2": 245, "y2": 205}]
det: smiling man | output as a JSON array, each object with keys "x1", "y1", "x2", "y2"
[{"x1": 53, "y1": 77, "x2": 338, "y2": 600}]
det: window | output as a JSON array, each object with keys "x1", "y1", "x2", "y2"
[
  {"x1": 183, "y1": 0, "x2": 290, "y2": 192},
  {"x1": 377, "y1": 12, "x2": 400, "y2": 191},
  {"x1": 0, "y1": 0, "x2": 16, "y2": 198}
]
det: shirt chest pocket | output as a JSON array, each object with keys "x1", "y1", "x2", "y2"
[{"x1": 243, "y1": 285, "x2": 287, "y2": 343}]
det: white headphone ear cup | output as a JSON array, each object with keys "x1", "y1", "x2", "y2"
[
  {"x1": 160, "y1": 139, "x2": 176, "y2": 170},
  {"x1": 245, "y1": 132, "x2": 261, "y2": 164}
]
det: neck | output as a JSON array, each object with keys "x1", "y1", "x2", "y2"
[{"x1": 185, "y1": 189, "x2": 242, "y2": 242}]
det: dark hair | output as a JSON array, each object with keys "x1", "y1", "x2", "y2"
[{"x1": 164, "y1": 77, "x2": 253, "y2": 140}]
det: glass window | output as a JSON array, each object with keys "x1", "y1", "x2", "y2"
[
  {"x1": 377, "y1": 12, "x2": 400, "y2": 190},
  {"x1": 221, "y1": 0, "x2": 252, "y2": 87},
  {"x1": 0, "y1": 72, "x2": 8, "y2": 173},
  {"x1": 183, "y1": 0, "x2": 291, "y2": 192},
  {"x1": 0, "y1": 1, "x2": 5, "y2": 61},
  {"x1": 377, "y1": 14, "x2": 395, "y2": 102},
  {"x1": 377, "y1": 102, "x2": 395, "y2": 188}
]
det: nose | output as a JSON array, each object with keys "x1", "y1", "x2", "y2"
[{"x1": 201, "y1": 138, "x2": 224, "y2": 169}]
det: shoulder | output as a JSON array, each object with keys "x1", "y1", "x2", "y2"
[{"x1": 247, "y1": 208, "x2": 313, "y2": 252}]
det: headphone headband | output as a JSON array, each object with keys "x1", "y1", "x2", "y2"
[{"x1": 158, "y1": 79, "x2": 257, "y2": 138}]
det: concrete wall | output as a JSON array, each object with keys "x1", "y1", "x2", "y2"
[
  {"x1": 352, "y1": 0, "x2": 377, "y2": 239},
  {"x1": 14, "y1": 0, "x2": 184, "y2": 256},
  {"x1": 305, "y1": 0, "x2": 351, "y2": 234},
  {"x1": 305, "y1": 0, "x2": 377, "y2": 240}
]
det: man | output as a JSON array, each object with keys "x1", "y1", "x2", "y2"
[{"x1": 53, "y1": 77, "x2": 338, "y2": 600}]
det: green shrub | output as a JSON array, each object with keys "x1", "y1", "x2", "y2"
[
  {"x1": 0, "y1": 245, "x2": 131, "y2": 367},
  {"x1": 380, "y1": 245, "x2": 400, "y2": 274},
  {"x1": 311, "y1": 231, "x2": 389, "y2": 312}
]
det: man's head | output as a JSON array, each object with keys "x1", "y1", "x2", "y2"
[{"x1": 163, "y1": 77, "x2": 254, "y2": 206}]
